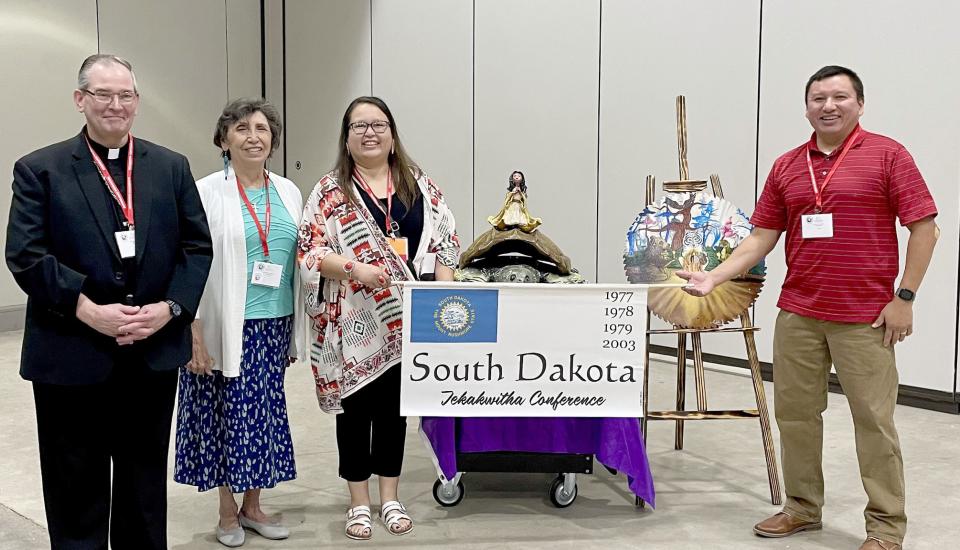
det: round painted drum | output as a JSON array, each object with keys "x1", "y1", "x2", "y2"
[{"x1": 623, "y1": 191, "x2": 765, "y2": 329}]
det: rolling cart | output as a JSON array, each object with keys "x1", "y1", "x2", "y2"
[
  {"x1": 431, "y1": 449, "x2": 593, "y2": 508},
  {"x1": 421, "y1": 416, "x2": 654, "y2": 509},
  {"x1": 422, "y1": 170, "x2": 655, "y2": 510}
]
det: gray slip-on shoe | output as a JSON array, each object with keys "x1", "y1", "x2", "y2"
[{"x1": 240, "y1": 513, "x2": 290, "y2": 540}]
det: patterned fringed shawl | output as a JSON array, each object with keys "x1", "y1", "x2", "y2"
[{"x1": 297, "y1": 170, "x2": 459, "y2": 413}]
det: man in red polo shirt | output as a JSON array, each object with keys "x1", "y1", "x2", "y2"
[{"x1": 678, "y1": 65, "x2": 939, "y2": 550}]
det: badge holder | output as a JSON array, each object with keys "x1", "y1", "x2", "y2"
[
  {"x1": 801, "y1": 211, "x2": 834, "y2": 239},
  {"x1": 115, "y1": 228, "x2": 136, "y2": 258},
  {"x1": 252, "y1": 257, "x2": 283, "y2": 288},
  {"x1": 387, "y1": 221, "x2": 409, "y2": 262}
]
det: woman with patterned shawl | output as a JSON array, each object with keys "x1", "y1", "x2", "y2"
[{"x1": 297, "y1": 97, "x2": 459, "y2": 540}]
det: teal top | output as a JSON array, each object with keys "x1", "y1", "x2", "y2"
[{"x1": 242, "y1": 182, "x2": 297, "y2": 319}]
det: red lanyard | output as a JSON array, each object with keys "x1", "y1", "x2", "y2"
[
  {"x1": 805, "y1": 127, "x2": 861, "y2": 213},
  {"x1": 237, "y1": 173, "x2": 272, "y2": 259},
  {"x1": 85, "y1": 133, "x2": 135, "y2": 228},
  {"x1": 353, "y1": 168, "x2": 399, "y2": 236}
]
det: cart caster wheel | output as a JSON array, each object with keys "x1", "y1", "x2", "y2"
[
  {"x1": 433, "y1": 478, "x2": 464, "y2": 507},
  {"x1": 549, "y1": 475, "x2": 577, "y2": 508}
]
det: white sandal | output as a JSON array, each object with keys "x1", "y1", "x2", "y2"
[
  {"x1": 345, "y1": 505, "x2": 372, "y2": 540},
  {"x1": 379, "y1": 500, "x2": 413, "y2": 536}
]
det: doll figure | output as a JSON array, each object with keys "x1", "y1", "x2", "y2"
[{"x1": 487, "y1": 170, "x2": 542, "y2": 232}]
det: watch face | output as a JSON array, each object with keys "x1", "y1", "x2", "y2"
[{"x1": 897, "y1": 288, "x2": 915, "y2": 301}]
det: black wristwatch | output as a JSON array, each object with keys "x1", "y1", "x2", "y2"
[
  {"x1": 895, "y1": 288, "x2": 915, "y2": 302},
  {"x1": 165, "y1": 299, "x2": 183, "y2": 318}
]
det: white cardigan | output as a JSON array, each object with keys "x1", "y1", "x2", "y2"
[{"x1": 195, "y1": 168, "x2": 307, "y2": 378}]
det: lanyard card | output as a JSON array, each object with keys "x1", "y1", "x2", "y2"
[
  {"x1": 388, "y1": 236, "x2": 409, "y2": 261},
  {"x1": 251, "y1": 261, "x2": 283, "y2": 288},
  {"x1": 115, "y1": 230, "x2": 136, "y2": 258},
  {"x1": 801, "y1": 213, "x2": 834, "y2": 239}
]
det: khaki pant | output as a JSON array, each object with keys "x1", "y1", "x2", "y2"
[{"x1": 774, "y1": 310, "x2": 906, "y2": 543}]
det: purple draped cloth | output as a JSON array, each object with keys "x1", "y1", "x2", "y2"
[{"x1": 420, "y1": 416, "x2": 655, "y2": 507}]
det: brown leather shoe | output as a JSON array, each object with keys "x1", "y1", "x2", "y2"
[
  {"x1": 859, "y1": 537, "x2": 902, "y2": 550},
  {"x1": 753, "y1": 512, "x2": 822, "y2": 538}
]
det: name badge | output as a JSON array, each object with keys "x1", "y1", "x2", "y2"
[
  {"x1": 251, "y1": 261, "x2": 283, "y2": 288},
  {"x1": 115, "y1": 229, "x2": 136, "y2": 258},
  {"x1": 388, "y1": 237, "x2": 409, "y2": 261},
  {"x1": 801, "y1": 213, "x2": 833, "y2": 239}
]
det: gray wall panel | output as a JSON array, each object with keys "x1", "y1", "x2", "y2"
[
  {"x1": 227, "y1": 0, "x2": 263, "y2": 101},
  {"x1": 598, "y1": 0, "x2": 762, "y2": 358},
  {"x1": 598, "y1": 0, "x2": 761, "y2": 281},
  {"x1": 759, "y1": 0, "x2": 960, "y2": 391},
  {"x1": 474, "y1": 0, "x2": 600, "y2": 281},
  {"x1": 371, "y1": 0, "x2": 474, "y2": 244},
  {"x1": 98, "y1": 0, "x2": 229, "y2": 178},
  {"x1": 0, "y1": 1, "x2": 99, "y2": 308},
  {"x1": 263, "y1": 0, "x2": 286, "y2": 173},
  {"x1": 283, "y1": 0, "x2": 371, "y2": 195}
]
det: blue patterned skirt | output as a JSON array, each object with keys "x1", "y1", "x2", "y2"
[{"x1": 174, "y1": 316, "x2": 297, "y2": 492}]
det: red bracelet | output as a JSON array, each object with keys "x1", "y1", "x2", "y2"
[{"x1": 342, "y1": 260, "x2": 355, "y2": 276}]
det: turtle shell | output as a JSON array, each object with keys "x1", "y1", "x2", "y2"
[{"x1": 459, "y1": 226, "x2": 573, "y2": 275}]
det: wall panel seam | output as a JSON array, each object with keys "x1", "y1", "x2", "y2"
[
  {"x1": 224, "y1": 0, "x2": 230, "y2": 101},
  {"x1": 751, "y1": 0, "x2": 764, "y2": 324},
  {"x1": 753, "y1": 0, "x2": 763, "y2": 207},
  {"x1": 282, "y1": 0, "x2": 287, "y2": 177},
  {"x1": 471, "y1": 0, "x2": 476, "y2": 238},
  {"x1": 260, "y1": 0, "x2": 266, "y2": 98},
  {"x1": 594, "y1": 0, "x2": 602, "y2": 282},
  {"x1": 369, "y1": 0, "x2": 374, "y2": 94},
  {"x1": 954, "y1": 205, "x2": 959, "y2": 399}
]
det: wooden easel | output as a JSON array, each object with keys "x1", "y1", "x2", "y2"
[{"x1": 639, "y1": 97, "x2": 782, "y2": 506}]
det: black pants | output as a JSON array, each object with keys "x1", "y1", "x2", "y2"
[
  {"x1": 33, "y1": 360, "x2": 178, "y2": 550},
  {"x1": 336, "y1": 365, "x2": 407, "y2": 482}
]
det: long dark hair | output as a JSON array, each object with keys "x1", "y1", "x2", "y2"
[
  {"x1": 334, "y1": 96, "x2": 420, "y2": 207},
  {"x1": 508, "y1": 170, "x2": 527, "y2": 194}
]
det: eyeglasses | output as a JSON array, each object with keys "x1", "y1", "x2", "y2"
[
  {"x1": 83, "y1": 89, "x2": 138, "y2": 105},
  {"x1": 348, "y1": 120, "x2": 390, "y2": 135}
]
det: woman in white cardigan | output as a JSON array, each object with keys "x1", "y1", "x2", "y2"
[{"x1": 174, "y1": 98, "x2": 305, "y2": 548}]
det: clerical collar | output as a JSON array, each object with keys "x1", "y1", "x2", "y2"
[{"x1": 84, "y1": 128, "x2": 129, "y2": 161}]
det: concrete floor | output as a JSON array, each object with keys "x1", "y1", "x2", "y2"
[{"x1": 1, "y1": 327, "x2": 958, "y2": 549}]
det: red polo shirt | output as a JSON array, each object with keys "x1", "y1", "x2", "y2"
[{"x1": 751, "y1": 126, "x2": 938, "y2": 323}]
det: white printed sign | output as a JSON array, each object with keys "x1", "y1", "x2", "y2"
[{"x1": 400, "y1": 282, "x2": 649, "y2": 417}]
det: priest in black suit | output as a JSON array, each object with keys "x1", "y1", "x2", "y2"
[{"x1": 5, "y1": 54, "x2": 212, "y2": 550}]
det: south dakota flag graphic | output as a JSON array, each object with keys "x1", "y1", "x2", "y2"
[{"x1": 410, "y1": 288, "x2": 499, "y2": 343}]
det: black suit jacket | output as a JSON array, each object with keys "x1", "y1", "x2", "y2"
[{"x1": 6, "y1": 131, "x2": 213, "y2": 384}]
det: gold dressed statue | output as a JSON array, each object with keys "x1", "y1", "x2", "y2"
[{"x1": 487, "y1": 170, "x2": 542, "y2": 233}]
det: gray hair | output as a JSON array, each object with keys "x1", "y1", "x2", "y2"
[
  {"x1": 77, "y1": 54, "x2": 138, "y2": 92},
  {"x1": 214, "y1": 98, "x2": 283, "y2": 158}
]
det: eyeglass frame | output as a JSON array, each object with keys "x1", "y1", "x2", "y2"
[
  {"x1": 348, "y1": 120, "x2": 391, "y2": 135},
  {"x1": 82, "y1": 88, "x2": 139, "y2": 105}
]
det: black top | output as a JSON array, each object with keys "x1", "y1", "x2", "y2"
[
  {"x1": 7, "y1": 131, "x2": 213, "y2": 383},
  {"x1": 86, "y1": 131, "x2": 131, "y2": 232},
  {"x1": 355, "y1": 182, "x2": 425, "y2": 266},
  {"x1": 85, "y1": 132, "x2": 136, "y2": 296}
]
